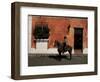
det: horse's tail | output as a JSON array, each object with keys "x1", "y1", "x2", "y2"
[
  {"x1": 70, "y1": 46, "x2": 72, "y2": 52},
  {"x1": 67, "y1": 45, "x2": 72, "y2": 60}
]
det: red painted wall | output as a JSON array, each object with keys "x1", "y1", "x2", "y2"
[{"x1": 31, "y1": 16, "x2": 88, "y2": 49}]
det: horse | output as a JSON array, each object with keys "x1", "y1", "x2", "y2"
[{"x1": 54, "y1": 40, "x2": 72, "y2": 60}]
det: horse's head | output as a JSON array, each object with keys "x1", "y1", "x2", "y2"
[{"x1": 54, "y1": 40, "x2": 62, "y2": 48}]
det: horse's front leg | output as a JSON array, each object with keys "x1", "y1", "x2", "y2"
[{"x1": 58, "y1": 51, "x2": 61, "y2": 56}]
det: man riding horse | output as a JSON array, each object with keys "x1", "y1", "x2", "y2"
[
  {"x1": 63, "y1": 36, "x2": 68, "y2": 52},
  {"x1": 54, "y1": 36, "x2": 72, "y2": 60}
]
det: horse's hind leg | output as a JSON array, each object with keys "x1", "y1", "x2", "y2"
[
  {"x1": 69, "y1": 51, "x2": 72, "y2": 60},
  {"x1": 68, "y1": 50, "x2": 72, "y2": 60}
]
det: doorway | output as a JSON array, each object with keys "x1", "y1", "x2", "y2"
[{"x1": 74, "y1": 28, "x2": 83, "y2": 53}]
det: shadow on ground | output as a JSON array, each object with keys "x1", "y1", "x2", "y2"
[
  {"x1": 28, "y1": 54, "x2": 87, "y2": 66},
  {"x1": 48, "y1": 55, "x2": 71, "y2": 61}
]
